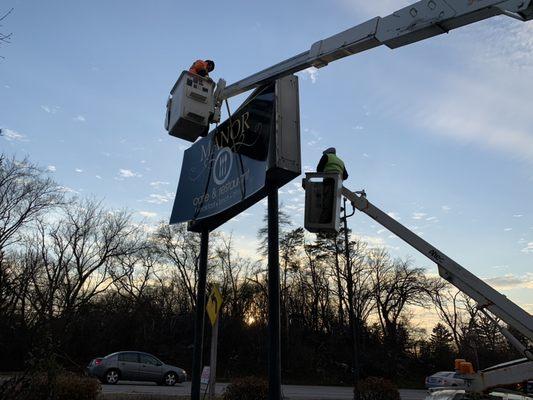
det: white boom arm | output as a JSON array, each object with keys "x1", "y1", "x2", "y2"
[
  {"x1": 339, "y1": 186, "x2": 533, "y2": 390},
  {"x1": 340, "y1": 186, "x2": 533, "y2": 350},
  {"x1": 221, "y1": 0, "x2": 533, "y2": 100}
]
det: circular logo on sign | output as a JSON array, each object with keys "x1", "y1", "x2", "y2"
[{"x1": 213, "y1": 147, "x2": 233, "y2": 185}]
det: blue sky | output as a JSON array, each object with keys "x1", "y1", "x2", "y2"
[{"x1": 1, "y1": 0, "x2": 532, "y2": 320}]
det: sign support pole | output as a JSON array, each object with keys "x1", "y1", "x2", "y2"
[
  {"x1": 191, "y1": 229, "x2": 209, "y2": 400},
  {"x1": 267, "y1": 183, "x2": 281, "y2": 400},
  {"x1": 208, "y1": 315, "x2": 219, "y2": 400},
  {"x1": 343, "y1": 197, "x2": 359, "y2": 400}
]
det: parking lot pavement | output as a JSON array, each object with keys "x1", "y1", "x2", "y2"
[{"x1": 101, "y1": 381, "x2": 428, "y2": 400}]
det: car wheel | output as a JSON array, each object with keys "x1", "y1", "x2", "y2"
[
  {"x1": 105, "y1": 369, "x2": 120, "y2": 385},
  {"x1": 163, "y1": 372, "x2": 177, "y2": 386}
]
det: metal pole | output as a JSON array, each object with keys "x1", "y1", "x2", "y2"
[
  {"x1": 191, "y1": 229, "x2": 209, "y2": 400},
  {"x1": 208, "y1": 315, "x2": 219, "y2": 400},
  {"x1": 343, "y1": 198, "x2": 359, "y2": 400},
  {"x1": 267, "y1": 184, "x2": 281, "y2": 400}
]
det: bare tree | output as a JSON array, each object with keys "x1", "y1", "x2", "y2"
[
  {"x1": 215, "y1": 234, "x2": 260, "y2": 320},
  {"x1": 368, "y1": 249, "x2": 436, "y2": 375},
  {"x1": 430, "y1": 288, "x2": 466, "y2": 350},
  {"x1": 111, "y1": 240, "x2": 160, "y2": 304},
  {"x1": 305, "y1": 232, "x2": 346, "y2": 328},
  {"x1": 0, "y1": 8, "x2": 13, "y2": 58},
  {"x1": 0, "y1": 155, "x2": 63, "y2": 260},
  {"x1": 154, "y1": 223, "x2": 203, "y2": 311},
  {"x1": 0, "y1": 251, "x2": 34, "y2": 324},
  {"x1": 23, "y1": 199, "x2": 143, "y2": 322},
  {"x1": 0, "y1": 155, "x2": 63, "y2": 321}
]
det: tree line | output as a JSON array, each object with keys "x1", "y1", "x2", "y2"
[{"x1": 0, "y1": 153, "x2": 521, "y2": 386}]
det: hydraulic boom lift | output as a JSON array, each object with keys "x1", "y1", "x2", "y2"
[
  {"x1": 166, "y1": 0, "x2": 533, "y2": 141},
  {"x1": 166, "y1": 0, "x2": 533, "y2": 395},
  {"x1": 302, "y1": 173, "x2": 533, "y2": 394}
]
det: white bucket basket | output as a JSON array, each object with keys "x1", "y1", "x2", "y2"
[{"x1": 302, "y1": 172, "x2": 342, "y2": 233}]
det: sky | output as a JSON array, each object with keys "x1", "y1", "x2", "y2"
[{"x1": 1, "y1": 0, "x2": 532, "y2": 326}]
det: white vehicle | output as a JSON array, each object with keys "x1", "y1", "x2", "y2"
[
  {"x1": 425, "y1": 389, "x2": 533, "y2": 400},
  {"x1": 425, "y1": 372, "x2": 465, "y2": 389}
]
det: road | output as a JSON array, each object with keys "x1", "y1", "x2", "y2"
[{"x1": 101, "y1": 381, "x2": 428, "y2": 400}]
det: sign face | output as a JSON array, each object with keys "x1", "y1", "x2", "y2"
[
  {"x1": 170, "y1": 76, "x2": 301, "y2": 232},
  {"x1": 206, "y1": 284, "x2": 223, "y2": 326}
]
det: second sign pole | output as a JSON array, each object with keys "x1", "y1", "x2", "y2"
[
  {"x1": 208, "y1": 312, "x2": 219, "y2": 400},
  {"x1": 191, "y1": 229, "x2": 209, "y2": 400},
  {"x1": 267, "y1": 183, "x2": 281, "y2": 400}
]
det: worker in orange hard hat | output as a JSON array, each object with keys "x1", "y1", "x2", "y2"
[{"x1": 189, "y1": 59, "x2": 215, "y2": 78}]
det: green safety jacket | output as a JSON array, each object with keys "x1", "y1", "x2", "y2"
[
  {"x1": 323, "y1": 154, "x2": 345, "y2": 175},
  {"x1": 317, "y1": 153, "x2": 349, "y2": 180}
]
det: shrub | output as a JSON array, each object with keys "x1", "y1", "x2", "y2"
[
  {"x1": 0, "y1": 371, "x2": 101, "y2": 400},
  {"x1": 356, "y1": 376, "x2": 401, "y2": 400},
  {"x1": 54, "y1": 372, "x2": 101, "y2": 400},
  {"x1": 223, "y1": 376, "x2": 269, "y2": 400}
]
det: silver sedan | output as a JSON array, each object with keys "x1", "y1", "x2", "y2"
[{"x1": 87, "y1": 351, "x2": 187, "y2": 386}]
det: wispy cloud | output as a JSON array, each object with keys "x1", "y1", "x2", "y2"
[
  {"x1": 146, "y1": 193, "x2": 171, "y2": 204},
  {"x1": 521, "y1": 242, "x2": 533, "y2": 254},
  {"x1": 492, "y1": 265, "x2": 508, "y2": 270},
  {"x1": 139, "y1": 211, "x2": 157, "y2": 218},
  {"x1": 412, "y1": 212, "x2": 426, "y2": 220},
  {"x1": 303, "y1": 127, "x2": 323, "y2": 148},
  {"x1": 56, "y1": 185, "x2": 79, "y2": 194},
  {"x1": 118, "y1": 169, "x2": 141, "y2": 178},
  {"x1": 41, "y1": 105, "x2": 60, "y2": 114},
  {"x1": 73, "y1": 115, "x2": 86, "y2": 122},
  {"x1": 75, "y1": 168, "x2": 83, "y2": 173},
  {"x1": 408, "y1": 21, "x2": 533, "y2": 163},
  {"x1": 1, "y1": 127, "x2": 28, "y2": 142},
  {"x1": 484, "y1": 273, "x2": 533, "y2": 290},
  {"x1": 414, "y1": 79, "x2": 533, "y2": 162},
  {"x1": 150, "y1": 181, "x2": 170, "y2": 188},
  {"x1": 46, "y1": 165, "x2": 57, "y2": 172},
  {"x1": 301, "y1": 67, "x2": 319, "y2": 83}
]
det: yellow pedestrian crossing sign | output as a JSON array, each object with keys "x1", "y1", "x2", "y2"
[{"x1": 206, "y1": 284, "x2": 223, "y2": 326}]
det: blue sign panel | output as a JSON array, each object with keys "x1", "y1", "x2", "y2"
[{"x1": 171, "y1": 85, "x2": 276, "y2": 230}]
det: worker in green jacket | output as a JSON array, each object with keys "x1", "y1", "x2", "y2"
[
  {"x1": 316, "y1": 147, "x2": 348, "y2": 224},
  {"x1": 316, "y1": 147, "x2": 348, "y2": 180}
]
